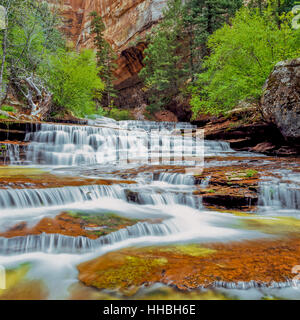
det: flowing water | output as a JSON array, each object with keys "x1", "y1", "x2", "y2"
[{"x1": 0, "y1": 117, "x2": 299, "y2": 300}]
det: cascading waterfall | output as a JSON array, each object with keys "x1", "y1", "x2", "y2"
[
  {"x1": 0, "y1": 184, "x2": 125, "y2": 210},
  {"x1": 2, "y1": 118, "x2": 299, "y2": 299},
  {"x1": 137, "y1": 191, "x2": 201, "y2": 209},
  {"x1": 259, "y1": 179, "x2": 300, "y2": 210},
  {"x1": 23, "y1": 121, "x2": 236, "y2": 166},
  {"x1": 0, "y1": 221, "x2": 176, "y2": 255},
  {"x1": 156, "y1": 172, "x2": 195, "y2": 185},
  {"x1": 3, "y1": 144, "x2": 21, "y2": 165}
]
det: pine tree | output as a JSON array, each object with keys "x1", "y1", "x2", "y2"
[
  {"x1": 139, "y1": 0, "x2": 188, "y2": 113},
  {"x1": 89, "y1": 11, "x2": 117, "y2": 107},
  {"x1": 183, "y1": 0, "x2": 243, "y2": 77}
]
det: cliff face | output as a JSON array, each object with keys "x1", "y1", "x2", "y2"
[{"x1": 50, "y1": 0, "x2": 168, "y2": 107}]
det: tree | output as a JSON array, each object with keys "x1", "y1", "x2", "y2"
[
  {"x1": 0, "y1": 0, "x2": 64, "y2": 115},
  {"x1": 89, "y1": 11, "x2": 117, "y2": 107},
  {"x1": 139, "y1": 0, "x2": 188, "y2": 113},
  {"x1": 183, "y1": 0, "x2": 243, "y2": 77},
  {"x1": 46, "y1": 49, "x2": 105, "y2": 117},
  {"x1": 139, "y1": 0, "x2": 242, "y2": 113},
  {"x1": 190, "y1": 6, "x2": 300, "y2": 117}
]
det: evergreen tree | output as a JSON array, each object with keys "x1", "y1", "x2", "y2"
[
  {"x1": 183, "y1": 0, "x2": 243, "y2": 77},
  {"x1": 139, "y1": 0, "x2": 188, "y2": 113},
  {"x1": 89, "y1": 11, "x2": 117, "y2": 107}
]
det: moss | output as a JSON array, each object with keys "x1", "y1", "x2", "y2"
[
  {"x1": 246, "y1": 169, "x2": 258, "y2": 178},
  {"x1": 91, "y1": 255, "x2": 167, "y2": 293},
  {"x1": 242, "y1": 216, "x2": 300, "y2": 235},
  {"x1": 0, "y1": 263, "x2": 31, "y2": 296},
  {"x1": 67, "y1": 211, "x2": 139, "y2": 228},
  {"x1": 0, "y1": 167, "x2": 46, "y2": 178},
  {"x1": 226, "y1": 169, "x2": 259, "y2": 181},
  {"x1": 157, "y1": 244, "x2": 216, "y2": 257}
]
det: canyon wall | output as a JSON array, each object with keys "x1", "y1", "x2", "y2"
[{"x1": 49, "y1": 0, "x2": 168, "y2": 107}]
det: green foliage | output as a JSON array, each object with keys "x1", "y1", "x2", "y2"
[
  {"x1": 0, "y1": 0, "x2": 65, "y2": 108},
  {"x1": 140, "y1": 0, "x2": 242, "y2": 113},
  {"x1": 140, "y1": 0, "x2": 188, "y2": 113},
  {"x1": 46, "y1": 49, "x2": 105, "y2": 117},
  {"x1": 183, "y1": 0, "x2": 243, "y2": 75},
  {"x1": 90, "y1": 11, "x2": 117, "y2": 106},
  {"x1": 1, "y1": 105, "x2": 16, "y2": 112},
  {"x1": 108, "y1": 108, "x2": 131, "y2": 121},
  {"x1": 190, "y1": 6, "x2": 300, "y2": 117}
]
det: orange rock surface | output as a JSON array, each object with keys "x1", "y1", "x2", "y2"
[
  {"x1": 0, "y1": 212, "x2": 138, "y2": 239},
  {"x1": 78, "y1": 238, "x2": 300, "y2": 292}
]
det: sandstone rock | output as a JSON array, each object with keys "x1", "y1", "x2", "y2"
[
  {"x1": 49, "y1": 0, "x2": 168, "y2": 86},
  {"x1": 250, "y1": 142, "x2": 275, "y2": 153},
  {"x1": 261, "y1": 58, "x2": 300, "y2": 142},
  {"x1": 154, "y1": 110, "x2": 178, "y2": 122}
]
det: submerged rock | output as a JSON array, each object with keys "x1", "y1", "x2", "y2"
[{"x1": 261, "y1": 58, "x2": 300, "y2": 143}]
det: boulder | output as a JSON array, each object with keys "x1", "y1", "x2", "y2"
[{"x1": 261, "y1": 58, "x2": 300, "y2": 143}]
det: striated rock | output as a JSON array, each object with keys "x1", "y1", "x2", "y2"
[
  {"x1": 48, "y1": 0, "x2": 168, "y2": 95},
  {"x1": 261, "y1": 58, "x2": 300, "y2": 143},
  {"x1": 250, "y1": 142, "x2": 276, "y2": 153}
]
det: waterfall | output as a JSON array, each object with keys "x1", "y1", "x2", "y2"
[
  {"x1": 137, "y1": 191, "x2": 202, "y2": 208},
  {"x1": 259, "y1": 180, "x2": 300, "y2": 210},
  {"x1": 23, "y1": 121, "x2": 236, "y2": 166},
  {"x1": 0, "y1": 184, "x2": 125, "y2": 210},
  {"x1": 0, "y1": 221, "x2": 176, "y2": 255},
  {"x1": 156, "y1": 172, "x2": 195, "y2": 185},
  {"x1": 2, "y1": 144, "x2": 21, "y2": 165},
  {"x1": 118, "y1": 120, "x2": 196, "y2": 132}
]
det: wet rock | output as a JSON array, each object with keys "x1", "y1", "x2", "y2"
[
  {"x1": 0, "y1": 212, "x2": 140, "y2": 239},
  {"x1": 261, "y1": 58, "x2": 300, "y2": 143},
  {"x1": 77, "y1": 238, "x2": 300, "y2": 293},
  {"x1": 125, "y1": 189, "x2": 139, "y2": 203},
  {"x1": 194, "y1": 166, "x2": 260, "y2": 210},
  {"x1": 250, "y1": 142, "x2": 276, "y2": 153},
  {"x1": 202, "y1": 193, "x2": 258, "y2": 209}
]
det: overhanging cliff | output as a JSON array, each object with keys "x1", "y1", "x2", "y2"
[{"x1": 49, "y1": 0, "x2": 168, "y2": 107}]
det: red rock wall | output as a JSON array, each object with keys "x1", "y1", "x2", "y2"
[{"x1": 49, "y1": 0, "x2": 167, "y2": 87}]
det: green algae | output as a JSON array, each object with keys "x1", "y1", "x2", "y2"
[
  {"x1": 0, "y1": 167, "x2": 46, "y2": 177},
  {"x1": 156, "y1": 244, "x2": 216, "y2": 257},
  {"x1": 91, "y1": 255, "x2": 167, "y2": 294},
  {"x1": 0, "y1": 263, "x2": 31, "y2": 296},
  {"x1": 242, "y1": 216, "x2": 300, "y2": 236}
]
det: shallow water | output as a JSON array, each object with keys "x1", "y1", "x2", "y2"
[{"x1": 0, "y1": 118, "x2": 299, "y2": 300}]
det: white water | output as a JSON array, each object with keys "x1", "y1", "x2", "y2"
[
  {"x1": 0, "y1": 118, "x2": 299, "y2": 299},
  {"x1": 258, "y1": 172, "x2": 300, "y2": 214},
  {"x1": 156, "y1": 172, "x2": 195, "y2": 185}
]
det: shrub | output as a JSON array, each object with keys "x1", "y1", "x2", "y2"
[
  {"x1": 108, "y1": 108, "x2": 131, "y2": 121},
  {"x1": 190, "y1": 7, "x2": 300, "y2": 117},
  {"x1": 46, "y1": 49, "x2": 105, "y2": 117},
  {"x1": 1, "y1": 105, "x2": 16, "y2": 112}
]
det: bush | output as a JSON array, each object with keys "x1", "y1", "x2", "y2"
[
  {"x1": 190, "y1": 7, "x2": 300, "y2": 117},
  {"x1": 108, "y1": 108, "x2": 131, "y2": 121},
  {"x1": 1, "y1": 105, "x2": 16, "y2": 112},
  {"x1": 46, "y1": 49, "x2": 105, "y2": 117}
]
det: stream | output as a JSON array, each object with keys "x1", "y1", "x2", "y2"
[{"x1": 0, "y1": 118, "x2": 299, "y2": 300}]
